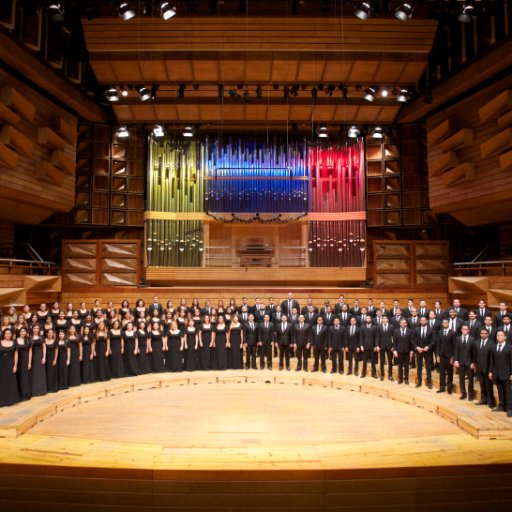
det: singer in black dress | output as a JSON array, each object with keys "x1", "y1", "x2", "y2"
[
  {"x1": 67, "y1": 325, "x2": 82, "y2": 387},
  {"x1": 29, "y1": 324, "x2": 47, "y2": 397},
  {"x1": 95, "y1": 321, "x2": 111, "y2": 382},
  {"x1": 136, "y1": 322, "x2": 151, "y2": 374},
  {"x1": 56, "y1": 331, "x2": 70, "y2": 391},
  {"x1": 198, "y1": 316, "x2": 214, "y2": 370},
  {"x1": 45, "y1": 329, "x2": 59, "y2": 393},
  {"x1": 109, "y1": 321, "x2": 125, "y2": 378},
  {"x1": 149, "y1": 322, "x2": 166, "y2": 373},
  {"x1": 81, "y1": 326, "x2": 95, "y2": 384},
  {"x1": 228, "y1": 315, "x2": 244, "y2": 369},
  {"x1": 16, "y1": 327, "x2": 31, "y2": 401},
  {"x1": 165, "y1": 320, "x2": 183, "y2": 372},
  {"x1": 214, "y1": 316, "x2": 228, "y2": 370},
  {"x1": 123, "y1": 323, "x2": 140, "y2": 376},
  {"x1": 183, "y1": 320, "x2": 198, "y2": 371},
  {"x1": 54, "y1": 310, "x2": 69, "y2": 337},
  {"x1": 0, "y1": 330, "x2": 19, "y2": 407}
]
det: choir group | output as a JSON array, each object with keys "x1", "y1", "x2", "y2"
[{"x1": 1, "y1": 293, "x2": 511, "y2": 416}]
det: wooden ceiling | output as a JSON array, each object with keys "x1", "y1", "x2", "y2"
[{"x1": 83, "y1": 17, "x2": 437, "y2": 128}]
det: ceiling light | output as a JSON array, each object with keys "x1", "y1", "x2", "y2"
[
  {"x1": 119, "y1": 86, "x2": 129, "y2": 97},
  {"x1": 371, "y1": 126, "x2": 385, "y2": 139},
  {"x1": 118, "y1": 2, "x2": 136, "y2": 20},
  {"x1": 116, "y1": 126, "x2": 130, "y2": 139},
  {"x1": 138, "y1": 86, "x2": 152, "y2": 102},
  {"x1": 396, "y1": 88, "x2": 409, "y2": 103},
  {"x1": 106, "y1": 87, "x2": 120, "y2": 102},
  {"x1": 348, "y1": 126, "x2": 361, "y2": 138},
  {"x1": 160, "y1": 2, "x2": 177, "y2": 20},
  {"x1": 153, "y1": 124, "x2": 165, "y2": 137},
  {"x1": 317, "y1": 126, "x2": 329, "y2": 139},
  {"x1": 458, "y1": 3, "x2": 475, "y2": 23},
  {"x1": 354, "y1": 2, "x2": 372, "y2": 20},
  {"x1": 394, "y1": 2, "x2": 413, "y2": 21},
  {"x1": 47, "y1": 2, "x2": 64, "y2": 20},
  {"x1": 381, "y1": 87, "x2": 389, "y2": 98},
  {"x1": 363, "y1": 87, "x2": 376, "y2": 102},
  {"x1": 183, "y1": 126, "x2": 194, "y2": 138}
]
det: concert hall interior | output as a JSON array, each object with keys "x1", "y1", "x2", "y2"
[{"x1": 1, "y1": 0, "x2": 512, "y2": 511}]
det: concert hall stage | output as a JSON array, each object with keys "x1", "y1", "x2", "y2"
[{"x1": 0, "y1": 370, "x2": 511, "y2": 511}]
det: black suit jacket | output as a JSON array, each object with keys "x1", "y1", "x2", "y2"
[
  {"x1": 407, "y1": 316, "x2": 421, "y2": 330},
  {"x1": 453, "y1": 307, "x2": 468, "y2": 321},
  {"x1": 464, "y1": 319, "x2": 483, "y2": 339},
  {"x1": 258, "y1": 322, "x2": 275, "y2": 344},
  {"x1": 281, "y1": 299, "x2": 300, "y2": 315},
  {"x1": 338, "y1": 311, "x2": 352, "y2": 327},
  {"x1": 334, "y1": 303, "x2": 346, "y2": 315},
  {"x1": 327, "y1": 325, "x2": 345, "y2": 350},
  {"x1": 244, "y1": 321, "x2": 259, "y2": 345},
  {"x1": 292, "y1": 322, "x2": 311, "y2": 346},
  {"x1": 475, "y1": 308, "x2": 492, "y2": 323},
  {"x1": 454, "y1": 335, "x2": 475, "y2": 367},
  {"x1": 301, "y1": 305, "x2": 319, "y2": 316},
  {"x1": 345, "y1": 325, "x2": 361, "y2": 351},
  {"x1": 360, "y1": 324, "x2": 378, "y2": 350},
  {"x1": 393, "y1": 328, "x2": 414, "y2": 354},
  {"x1": 437, "y1": 329, "x2": 455, "y2": 359},
  {"x1": 412, "y1": 326, "x2": 436, "y2": 350},
  {"x1": 311, "y1": 324, "x2": 328, "y2": 349},
  {"x1": 377, "y1": 324, "x2": 394, "y2": 351},
  {"x1": 305, "y1": 311, "x2": 319, "y2": 326},
  {"x1": 417, "y1": 307, "x2": 430, "y2": 318},
  {"x1": 148, "y1": 303, "x2": 163, "y2": 317},
  {"x1": 494, "y1": 311, "x2": 510, "y2": 328},
  {"x1": 472, "y1": 338, "x2": 494, "y2": 374},
  {"x1": 275, "y1": 322, "x2": 293, "y2": 345},
  {"x1": 322, "y1": 313, "x2": 336, "y2": 327},
  {"x1": 490, "y1": 343, "x2": 512, "y2": 381}
]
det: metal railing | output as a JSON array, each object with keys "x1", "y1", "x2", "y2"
[
  {"x1": 452, "y1": 260, "x2": 512, "y2": 276},
  {"x1": 0, "y1": 243, "x2": 57, "y2": 274}
]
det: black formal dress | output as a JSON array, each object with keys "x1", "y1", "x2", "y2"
[
  {"x1": 54, "y1": 319, "x2": 69, "y2": 337},
  {"x1": 81, "y1": 335, "x2": 95, "y2": 384},
  {"x1": 150, "y1": 330, "x2": 166, "y2": 373},
  {"x1": 30, "y1": 336, "x2": 47, "y2": 396},
  {"x1": 123, "y1": 331, "x2": 139, "y2": 376},
  {"x1": 166, "y1": 330, "x2": 183, "y2": 372},
  {"x1": 198, "y1": 324, "x2": 213, "y2": 370},
  {"x1": 16, "y1": 339, "x2": 31, "y2": 400},
  {"x1": 95, "y1": 333, "x2": 111, "y2": 382},
  {"x1": 57, "y1": 340, "x2": 69, "y2": 391},
  {"x1": 183, "y1": 328, "x2": 198, "y2": 371},
  {"x1": 0, "y1": 341, "x2": 19, "y2": 407},
  {"x1": 67, "y1": 336, "x2": 82, "y2": 387},
  {"x1": 214, "y1": 325, "x2": 228, "y2": 370},
  {"x1": 228, "y1": 324, "x2": 244, "y2": 369},
  {"x1": 45, "y1": 339, "x2": 59, "y2": 393},
  {"x1": 136, "y1": 330, "x2": 152, "y2": 375},
  {"x1": 109, "y1": 329, "x2": 125, "y2": 378}
]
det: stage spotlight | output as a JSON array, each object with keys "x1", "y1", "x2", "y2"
[
  {"x1": 396, "y1": 88, "x2": 410, "y2": 103},
  {"x1": 160, "y1": 1, "x2": 177, "y2": 20},
  {"x1": 354, "y1": 2, "x2": 372, "y2": 20},
  {"x1": 119, "y1": 86, "x2": 129, "y2": 97},
  {"x1": 138, "y1": 86, "x2": 152, "y2": 102},
  {"x1": 363, "y1": 87, "x2": 376, "y2": 102},
  {"x1": 106, "y1": 87, "x2": 120, "y2": 102},
  {"x1": 348, "y1": 126, "x2": 361, "y2": 138},
  {"x1": 153, "y1": 124, "x2": 165, "y2": 137},
  {"x1": 371, "y1": 126, "x2": 384, "y2": 139},
  {"x1": 380, "y1": 87, "x2": 389, "y2": 98},
  {"x1": 283, "y1": 85, "x2": 290, "y2": 98},
  {"x1": 458, "y1": 3, "x2": 475, "y2": 23},
  {"x1": 47, "y1": 2, "x2": 64, "y2": 21},
  {"x1": 317, "y1": 125, "x2": 329, "y2": 138},
  {"x1": 394, "y1": 2, "x2": 413, "y2": 21},
  {"x1": 116, "y1": 126, "x2": 130, "y2": 139},
  {"x1": 118, "y1": 2, "x2": 136, "y2": 20},
  {"x1": 183, "y1": 126, "x2": 194, "y2": 138}
]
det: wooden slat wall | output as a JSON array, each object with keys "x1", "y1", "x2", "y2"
[
  {"x1": 427, "y1": 75, "x2": 512, "y2": 226},
  {"x1": 0, "y1": 69, "x2": 77, "y2": 225}
]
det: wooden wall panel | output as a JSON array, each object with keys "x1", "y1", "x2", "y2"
[
  {"x1": 427, "y1": 75, "x2": 512, "y2": 226},
  {"x1": 0, "y1": 69, "x2": 77, "y2": 224}
]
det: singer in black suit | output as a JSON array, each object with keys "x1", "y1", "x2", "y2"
[
  {"x1": 453, "y1": 325, "x2": 475, "y2": 400},
  {"x1": 489, "y1": 331, "x2": 512, "y2": 416},
  {"x1": 338, "y1": 306, "x2": 352, "y2": 327},
  {"x1": 464, "y1": 312, "x2": 483, "y2": 339},
  {"x1": 311, "y1": 317, "x2": 328, "y2": 373},
  {"x1": 276, "y1": 315, "x2": 293, "y2": 371},
  {"x1": 292, "y1": 316, "x2": 311, "y2": 372},
  {"x1": 475, "y1": 301, "x2": 492, "y2": 323},
  {"x1": 345, "y1": 318, "x2": 361, "y2": 375},
  {"x1": 281, "y1": 294, "x2": 300, "y2": 316},
  {"x1": 327, "y1": 318, "x2": 345, "y2": 374},
  {"x1": 473, "y1": 329, "x2": 495, "y2": 407},
  {"x1": 377, "y1": 316, "x2": 394, "y2": 381},
  {"x1": 360, "y1": 316, "x2": 378, "y2": 378},
  {"x1": 257, "y1": 314, "x2": 275, "y2": 370},
  {"x1": 411, "y1": 319, "x2": 436, "y2": 388},
  {"x1": 393, "y1": 319, "x2": 413, "y2": 384},
  {"x1": 436, "y1": 318, "x2": 455, "y2": 394},
  {"x1": 244, "y1": 313, "x2": 259, "y2": 369}
]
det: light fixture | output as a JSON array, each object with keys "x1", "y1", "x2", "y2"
[
  {"x1": 317, "y1": 125, "x2": 329, "y2": 138},
  {"x1": 106, "y1": 87, "x2": 120, "y2": 102},
  {"x1": 153, "y1": 124, "x2": 165, "y2": 137},
  {"x1": 363, "y1": 87, "x2": 376, "y2": 102},
  {"x1": 458, "y1": 3, "x2": 475, "y2": 23},
  {"x1": 116, "y1": 126, "x2": 130, "y2": 139},
  {"x1": 348, "y1": 126, "x2": 361, "y2": 138},
  {"x1": 396, "y1": 88, "x2": 410, "y2": 103},
  {"x1": 371, "y1": 126, "x2": 385, "y2": 139},
  {"x1": 394, "y1": 2, "x2": 413, "y2": 21},
  {"x1": 138, "y1": 86, "x2": 152, "y2": 102},
  {"x1": 183, "y1": 126, "x2": 194, "y2": 138},
  {"x1": 119, "y1": 86, "x2": 129, "y2": 97},
  {"x1": 354, "y1": 1, "x2": 372, "y2": 20},
  {"x1": 47, "y1": 2, "x2": 64, "y2": 20},
  {"x1": 160, "y1": 2, "x2": 177, "y2": 20},
  {"x1": 380, "y1": 87, "x2": 389, "y2": 98},
  {"x1": 118, "y1": 2, "x2": 136, "y2": 20}
]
